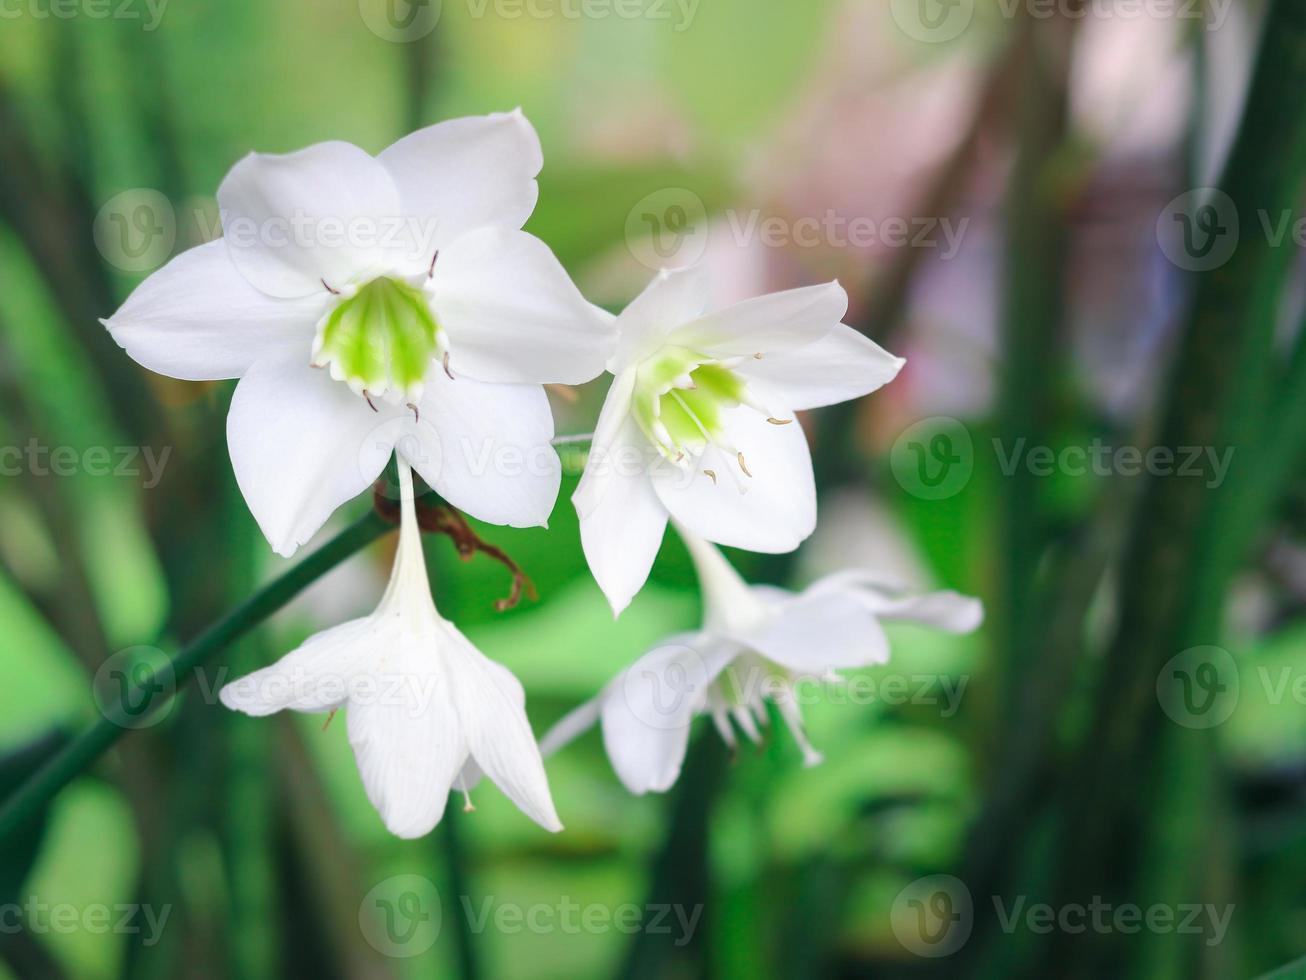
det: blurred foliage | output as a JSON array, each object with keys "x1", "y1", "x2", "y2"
[{"x1": 0, "y1": 1, "x2": 1305, "y2": 979}]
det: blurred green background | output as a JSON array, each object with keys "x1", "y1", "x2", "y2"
[{"x1": 2, "y1": 0, "x2": 1306, "y2": 977}]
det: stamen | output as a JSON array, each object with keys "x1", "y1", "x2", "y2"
[
  {"x1": 407, "y1": 402, "x2": 420, "y2": 422},
  {"x1": 767, "y1": 417, "x2": 792, "y2": 426},
  {"x1": 732, "y1": 704, "x2": 763, "y2": 744},
  {"x1": 363, "y1": 390, "x2": 378, "y2": 413},
  {"x1": 428, "y1": 249, "x2": 439, "y2": 278},
  {"x1": 703, "y1": 468, "x2": 717, "y2": 484},
  {"x1": 737, "y1": 452, "x2": 752, "y2": 477},
  {"x1": 322, "y1": 708, "x2": 338, "y2": 731},
  {"x1": 775, "y1": 696, "x2": 823, "y2": 768},
  {"x1": 442, "y1": 350, "x2": 454, "y2": 380},
  {"x1": 753, "y1": 352, "x2": 763, "y2": 359},
  {"x1": 321, "y1": 278, "x2": 341, "y2": 295},
  {"x1": 710, "y1": 706, "x2": 737, "y2": 753},
  {"x1": 461, "y1": 787, "x2": 475, "y2": 813}
]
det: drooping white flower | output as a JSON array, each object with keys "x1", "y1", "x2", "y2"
[
  {"x1": 220, "y1": 457, "x2": 561, "y2": 838},
  {"x1": 574, "y1": 265, "x2": 904, "y2": 615},
  {"x1": 106, "y1": 110, "x2": 611, "y2": 556},
  {"x1": 541, "y1": 528, "x2": 981, "y2": 794}
]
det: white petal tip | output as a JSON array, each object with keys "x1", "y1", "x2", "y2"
[{"x1": 385, "y1": 816, "x2": 441, "y2": 840}]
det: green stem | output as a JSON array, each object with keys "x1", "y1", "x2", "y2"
[
  {"x1": 441, "y1": 805, "x2": 480, "y2": 980},
  {"x1": 1045, "y1": 1, "x2": 1306, "y2": 972},
  {"x1": 0, "y1": 509, "x2": 392, "y2": 843}
]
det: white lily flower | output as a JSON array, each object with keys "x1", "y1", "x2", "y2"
[
  {"x1": 574, "y1": 265, "x2": 904, "y2": 615},
  {"x1": 106, "y1": 110, "x2": 611, "y2": 556},
  {"x1": 220, "y1": 457, "x2": 561, "y2": 838},
  {"x1": 541, "y1": 529, "x2": 982, "y2": 794}
]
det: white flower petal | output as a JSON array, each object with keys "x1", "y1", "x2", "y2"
[
  {"x1": 652, "y1": 399, "x2": 815, "y2": 553},
  {"x1": 744, "y1": 589, "x2": 890, "y2": 672},
  {"x1": 103, "y1": 240, "x2": 320, "y2": 381},
  {"x1": 870, "y1": 590, "x2": 983, "y2": 632},
  {"x1": 670, "y1": 281, "x2": 848, "y2": 358},
  {"x1": 442, "y1": 623, "x2": 562, "y2": 832},
  {"x1": 430, "y1": 227, "x2": 612, "y2": 385},
  {"x1": 219, "y1": 618, "x2": 373, "y2": 715},
  {"x1": 217, "y1": 141, "x2": 402, "y2": 298},
  {"x1": 738, "y1": 323, "x2": 905, "y2": 411},
  {"x1": 610, "y1": 266, "x2": 710, "y2": 371},
  {"x1": 810, "y1": 572, "x2": 984, "y2": 633},
  {"x1": 378, "y1": 110, "x2": 542, "y2": 256},
  {"x1": 227, "y1": 354, "x2": 398, "y2": 557},
  {"x1": 346, "y1": 636, "x2": 467, "y2": 839},
  {"x1": 401, "y1": 372, "x2": 560, "y2": 529},
  {"x1": 575, "y1": 409, "x2": 669, "y2": 616},
  {"x1": 598, "y1": 635, "x2": 721, "y2": 795}
]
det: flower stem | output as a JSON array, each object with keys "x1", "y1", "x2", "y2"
[{"x1": 0, "y1": 509, "x2": 393, "y2": 843}]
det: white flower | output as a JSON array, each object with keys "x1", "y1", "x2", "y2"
[
  {"x1": 106, "y1": 110, "x2": 611, "y2": 556},
  {"x1": 220, "y1": 457, "x2": 561, "y2": 838},
  {"x1": 574, "y1": 265, "x2": 904, "y2": 615},
  {"x1": 541, "y1": 528, "x2": 982, "y2": 795}
]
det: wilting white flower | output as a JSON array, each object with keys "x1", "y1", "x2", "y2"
[
  {"x1": 574, "y1": 265, "x2": 903, "y2": 615},
  {"x1": 542, "y1": 529, "x2": 981, "y2": 794},
  {"x1": 106, "y1": 110, "x2": 610, "y2": 556},
  {"x1": 220, "y1": 458, "x2": 561, "y2": 838}
]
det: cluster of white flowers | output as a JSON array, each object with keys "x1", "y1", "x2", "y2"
[{"x1": 105, "y1": 111, "x2": 982, "y2": 838}]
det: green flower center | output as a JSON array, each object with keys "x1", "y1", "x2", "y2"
[
  {"x1": 312, "y1": 276, "x2": 444, "y2": 403},
  {"x1": 631, "y1": 346, "x2": 749, "y2": 461}
]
